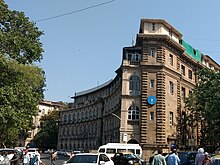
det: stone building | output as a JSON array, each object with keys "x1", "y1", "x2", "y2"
[
  {"x1": 24, "y1": 100, "x2": 65, "y2": 147},
  {"x1": 57, "y1": 19, "x2": 220, "y2": 159}
]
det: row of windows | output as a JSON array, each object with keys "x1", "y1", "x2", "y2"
[
  {"x1": 149, "y1": 48, "x2": 194, "y2": 80},
  {"x1": 61, "y1": 123, "x2": 98, "y2": 136},
  {"x1": 149, "y1": 111, "x2": 174, "y2": 126},
  {"x1": 60, "y1": 141, "x2": 97, "y2": 150}
]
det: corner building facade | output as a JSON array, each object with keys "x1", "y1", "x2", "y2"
[{"x1": 57, "y1": 19, "x2": 220, "y2": 159}]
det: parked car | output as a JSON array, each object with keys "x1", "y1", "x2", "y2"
[
  {"x1": 0, "y1": 148, "x2": 15, "y2": 160},
  {"x1": 63, "y1": 153, "x2": 114, "y2": 165},
  {"x1": 112, "y1": 152, "x2": 142, "y2": 165}
]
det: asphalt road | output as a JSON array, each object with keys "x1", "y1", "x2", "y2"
[{"x1": 40, "y1": 154, "x2": 69, "y2": 165}]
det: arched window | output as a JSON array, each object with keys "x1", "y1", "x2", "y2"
[
  {"x1": 72, "y1": 113, "x2": 75, "y2": 122},
  {"x1": 77, "y1": 112, "x2": 80, "y2": 121},
  {"x1": 62, "y1": 128, "x2": 65, "y2": 135},
  {"x1": 68, "y1": 114, "x2": 72, "y2": 123},
  {"x1": 64, "y1": 114, "x2": 67, "y2": 123},
  {"x1": 128, "y1": 105, "x2": 140, "y2": 120},
  {"x1": 82, "y1": 111, "x2": 84, "y2": 120},
  {"x1": 129, "y1": 75, "x2": 141, "y2": 95}
]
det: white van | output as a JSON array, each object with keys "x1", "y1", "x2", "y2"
[{"x1": 98, "y1": 143, "x2": 142, "y2": 158}]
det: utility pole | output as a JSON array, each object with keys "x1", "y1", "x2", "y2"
[{"x1": 109, "y1": 112, "x2": 127, "y2": 143}]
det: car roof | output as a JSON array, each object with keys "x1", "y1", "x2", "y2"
[
  {"x1": 74, "y1": 153, "x2": 99, "y2": 156},
  {"x1": 0, "y1": 148, "x2": 14, "y2": 151}
]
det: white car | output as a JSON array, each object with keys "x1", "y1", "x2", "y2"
[
  {"x1": 27, "y1": 148, "x2": 38, "y2": 157},
  {"x1": 63, "y1": 153, "x2": 114, "y2": 165}
]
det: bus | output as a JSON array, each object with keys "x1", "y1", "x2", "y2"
[{"x1": 98, "y1": 143, "x2": 142, "y2": 158}]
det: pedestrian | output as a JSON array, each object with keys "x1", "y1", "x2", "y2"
[
  {"x1": 2, "y1": 151, "x2": 10, "y2": 165},
  {"x1": 10, "y1": 150, "x2": 19, "y2": 165},
  {"x1": 50, "y1": 151, "x2": 57, "y2": 165},
  {"x1": 23, "y1": 150, "x2": 30, "y2": 165},
  {"x1": 195, "y1": 148, "x2": 205, "y2": 165},
  {"x1": 167, "y1": 148, "x2": 180, "y2": 165},
  {"x1": 34, "y1": 151, "x2": 43, "y2": 165},
  {"x1": 66, "y1": 151, "x2": 74, "y2": 159},
  {"x1": 202, "y1": 152, "x2": 211, "y2": 165},
  {"x1": 0, "y1": 151, "x2": 4, "y2": 162},
  {"x1": 152, "y1": 149, "x2": 167, "y2": 165}
]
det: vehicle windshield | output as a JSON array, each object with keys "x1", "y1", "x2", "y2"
[
  {"x1": 124, "y1": 154, "x2": 137, "y2": 159},
  {"x1": 67, "y1": 155, "x2": 98, "y2": 163}
]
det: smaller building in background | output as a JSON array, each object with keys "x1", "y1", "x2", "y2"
[{"x1": 24, "y1": 100, "x2": 65, "y2": 147}]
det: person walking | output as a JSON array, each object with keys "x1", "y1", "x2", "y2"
[
  {"x1": 10, "y1": 151, "x2": 19, "y2": 165},
  {"x1": 23, "y1": 150, "x2": 30, "y2": 165},
  {"x1": 1, "y1": 152, "x2": 10, "y2": 165},
  {"x1": 202, "y1": 152, "x2": 211, "y2": 165},
  {"x1": 34, "y1": 151, "x2": 43, "y2": 165},
  {"x1": 195, "y1": 148, "x2": 205, "y2": 165},
  {"x1": 66, "y1": 151, "x2": 74, "y2": 159},
  {"x1": 50, "y1": 151, "x2": 57, "y2": 165},
  {"x1": 167, "y1": 148, "x2": 180, "y2": 165},
  {"x1": 152, "y1": 149, "x2": 167, "y2": 165}
]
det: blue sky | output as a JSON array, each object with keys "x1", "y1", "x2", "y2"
[{"x1": 4, "y1": 0, "x2": 220, "y2": 102}]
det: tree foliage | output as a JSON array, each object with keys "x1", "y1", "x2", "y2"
[
  {"x1": 0, "y1": 1, "x2": 44, "y2": 64},
  {"x1": 185, "y1": 68, "x2": 220, "y2": 150},
  {"x1": 33, "y1": 110, "x2": 60, "y2": 149},
  {"x1": 0, "y1": 0, "x2": 45, "y2": 146}
]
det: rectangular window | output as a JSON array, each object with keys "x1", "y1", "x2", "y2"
[
  {"x1": 169, "y1": 81, "x2": 174, "y2": 95},
  {"x1": 170, "y1": 112, "x2": 173, "y2": 126},
  {"x1": 169, "y1": 30, "x2": 172, "y2": 37},
  {"x1": 135, "y1": 54, "x2": 139, "y2": 61},
  {"x1": 169, "y1": 54, "x2": 173, "y2": 65},
  {"x1": 188, "y1": 69, "x2": 193, "y2": 79},
  {"x1": 189, "y1": 90, "x2": 192, "y2": 95},
  {"x1": 181, "y1": 65, "x2": 185, "y2": 76},
  {"x1": 182, "y1": 87, "x2": 186, "y2": 101},
  {"x1": 128, "y1": 53, "x2": 132, "y2": 60},
  {"x1": 150, "y1": 80, "x2": 155, "y2": 88},
  {"x1": 150, "y1": 112, "x2": 154, "y2": 120},
  {"x1": 152, "y1": 23, "x2": 155, "y2": 31},
  {"x1": 150, "y1": 48, "x2": 156, "y2": 57}
]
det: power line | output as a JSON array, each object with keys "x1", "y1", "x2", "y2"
[
  {"x1": 36, "y1": 0, "x2": 115, "y2": 22},
  {"x1": 200, "y1": 50, "x2": 220, "y2": 53},
  {"x1": 184, "y1": 37, "x2": 220, "y2": 42}
]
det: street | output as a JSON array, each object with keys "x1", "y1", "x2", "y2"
[{"x1": 40, "y1": 154, "x2": 69, "y2": 165}]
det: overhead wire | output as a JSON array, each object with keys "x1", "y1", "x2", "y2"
[
  {"x1": 183, "y1": 37, "x2": 220, "y2": 53},
  {"x1": 35, "y1": 0, "x2": 115, "y2": 22},
  {"x1": 34, "y1": 1, "x2": 220, "y2": 54}
]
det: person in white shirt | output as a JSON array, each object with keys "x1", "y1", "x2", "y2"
[
  {"x1": 35, "y1": 151, "x2": 43, "y2": 165},
  {"x1": 23, "y1": 151, "x2": 30, "y2": 165}
]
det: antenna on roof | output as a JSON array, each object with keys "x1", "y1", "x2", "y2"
[{"x1": 132, "y1": 37, "x2": 135, "y2": 46}]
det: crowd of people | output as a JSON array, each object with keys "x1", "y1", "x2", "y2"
[
  {"x1": 150, "y1": 147, "x2": 213, "y2": 165},
  {"x1": 0, "y1": 149, "x2": 44, "y2": 165},
  {"x1": 22, "y1": 150, "x2": 43, "y2": 165},
  {"x1": 0, "y1": 150, "x2": 20, "y2": 165}
]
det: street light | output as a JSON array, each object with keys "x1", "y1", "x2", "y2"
[{"x1": 109, "y1": 112, "x2": 127, "y2": 143}]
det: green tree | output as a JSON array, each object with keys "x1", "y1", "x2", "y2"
[
  {"x1": 0, "y1": 0, "x2": 45, "y2": 146},
  {"x1": 185, "y1": 68, "x2": 220, "y2": 151},
  {"x1": 33, "y1": 110, "x2": 60, "y2": 149},
  {"x1": 0, "y1": 1, "x2": 44, "y2": 64}
]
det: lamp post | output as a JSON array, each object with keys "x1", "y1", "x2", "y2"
[{"x1": 109, "y1": 112, "x2": 127, "y2": 143}]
